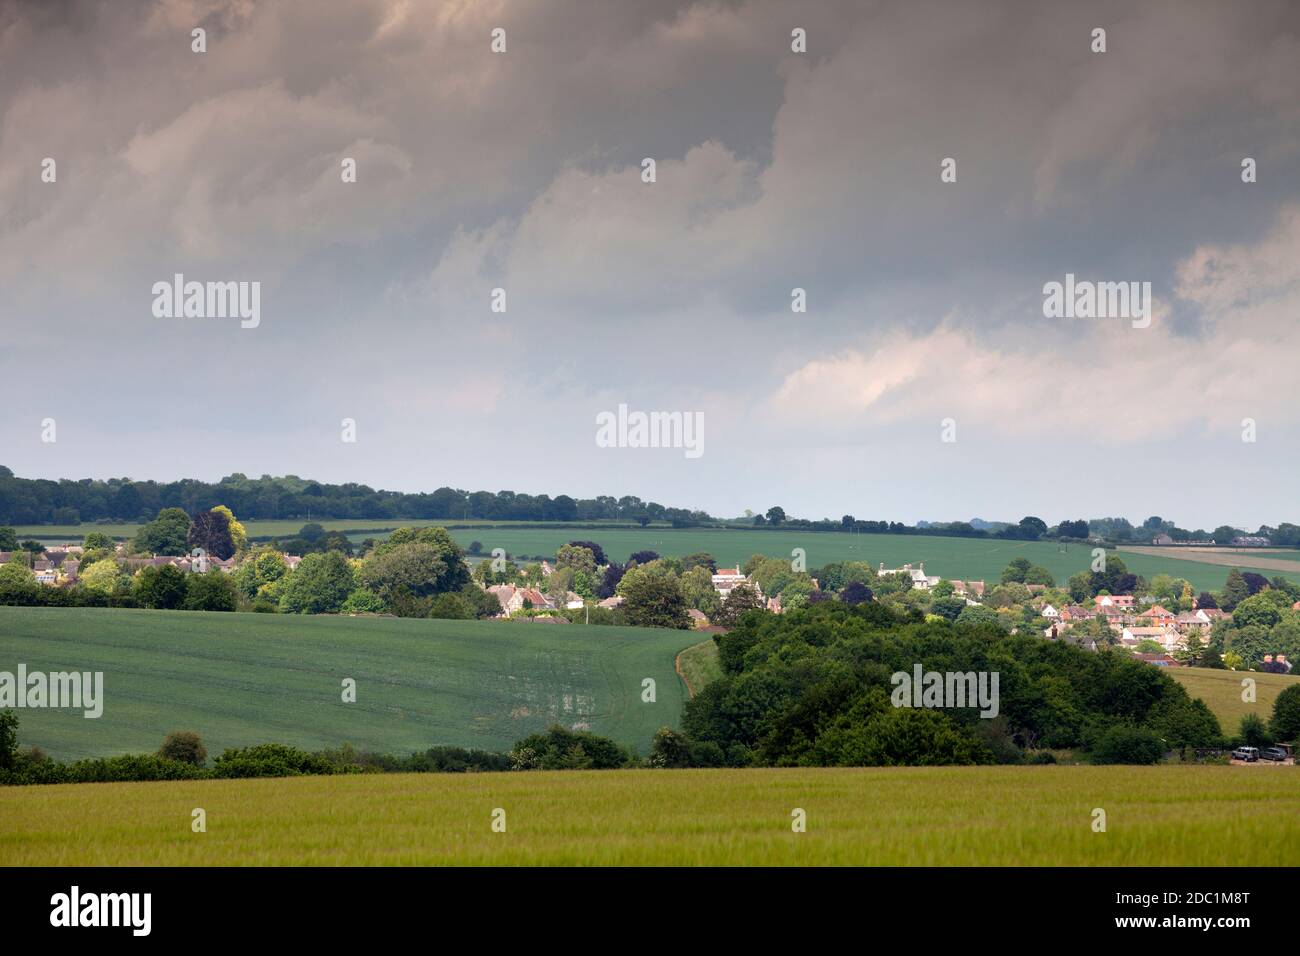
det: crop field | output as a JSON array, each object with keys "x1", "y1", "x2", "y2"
[
  {"x1": 1169, "y1": 667, "x2": 1300, "y2": 732},
  {"x1": 1120, "y1": 545, "x2": 1300, "y2": 576},
  {"x1": 1, "y1": 765, "x2": 1296, "y2": 866},
  {"x1": 0, "y1": 607, "x2": 698, "y2": 761},
  {"x1": 442, "y1": 527, "x2": 1300, "y2": 593}
]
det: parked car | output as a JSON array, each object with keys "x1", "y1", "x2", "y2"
[
  {"x1": 1260, "y1": 747, "x2": 1289, "y2": 762},
  {"x1": 1231, "y1": 746, "x2": 1260, "y2": 762}
]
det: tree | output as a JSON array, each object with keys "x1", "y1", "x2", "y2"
[
  {"x1": 840, "y1": 581, "x2": 873, "y2": 606},
  {"x1": 188, "y1": 508, "x2": 235, "y2": 560},
  {"x1": 359, "y1": 528, "x2": 469, "y2": 600},
  {"x1": 133, "y1": 564, "x2": 189, "y2": 610},
  {"x1": 1058, "y1": 519, "x2": 1089, "y2": 539},
  {"x1": 158, "y1": 731, "x2": 207, "y2": 767},
  {"x1": 1018, "y1": 516, "x2": 1048, "y2": 539},
  {"x1": 1239, "y1": 713, "x2": 1273, "y2": 749},
  {"x1": 628, "y1": 550, "x2": 659, "y2": 566},
  {"x1": 279, "y1": 551, "x2": 356, "y2": 614},
  {"x1": 682, "y1": 552, "x2": 717, "y2": 573},
  {"x1": 79, "y1": 559, "x2": 123, "y2": 595},
  {"x1": 298, "y1": 523, "x2": 326, "y2": 543},
  {"x1": 1270, "y1": 685, "x2": 1300, "y2": 742},
  {"x1": 132, "y1": 508, "x2": 191, "y2": 555},
  {"x1": 556, "y1": 544, "x2": 597, "y2": 577},
  {"x1": 1001, "y1": 558, "x2": 1033, "y2": 584},
  {"x1": 0, "y1": 560, "x2": 38, "y2": 601},
  {"x1": 1220, "y1": 569, "x2": 1250, "y2": 611},
  {"x1": 620, "y1": 567, "x2": 690, "y2": 629},
  {"x1": 82, "y1": 531, "x2": 114, "y2": 552},
  {"x1": 0, "y1": 710, "x2": 18, "y2": 770},
  {"x1": 184, "y1": 569, "x2": 238, "y2": 611},
  {"x1": 765, "y1": 506, "x2": 787, "y2": 526},
  {"x1": 566, "y1": 540, "x2": 607, "y2": 565},
  {"x1": 0, "y1": 527, "x2": 17, "y2": 551},
  {"x1": 211, "y1": 505, "x2": 247, "y2": 552},
  {"x1": 715, "y1": 583, "x2": 765, "y2": 626}
]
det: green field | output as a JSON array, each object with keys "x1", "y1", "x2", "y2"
[
  {"x1": 0, "y1": 607, "x2": 698, "y2": 761},
  {"x1": 440, "y1": 527, "x2": 1300, "y2": 593},
  {"x1": 1, "y1": 765, "x2": 1296, "y2": 866},
  {"x1": 1169, "y1": 667, "x2": 1300, "y2": 732},
  {"x1": 676, "y1": 639, "x2": 722, "y2": 697}
]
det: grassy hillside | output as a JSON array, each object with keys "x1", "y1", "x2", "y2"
[
  {"x1": 1169, "y1": 667, "x2": 1300, "y2": 732},
  {"x1": 2, "y1": 765, "x2": 1297, "y2": 866},
  {"x1": 0, "y1": 607, "x2": 698, "y2": 761},
  {"x1": 676, "y1": 639, "x2": 722, "y2": 698}
]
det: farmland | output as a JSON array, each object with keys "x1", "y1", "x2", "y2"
[
  {"x1": 1169, "y1": 667, "x2": 1300, "y2": 732},
  {"x1": 14, "y1": 521, "x2": 1300, "y2": 592},
  {"x1": 441, "y1": 527, "x2": 1300, "y2": 593},
  {"x1": 0, "y1": 607, "x2": 698, "y2": 761},
  {"x1": 1, "y1": 765, "x2": 1296, "y2": 866}
]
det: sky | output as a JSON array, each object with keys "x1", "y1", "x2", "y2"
[{"x1": 1, "y1": 0, "x2": 1298, "y2": 529}]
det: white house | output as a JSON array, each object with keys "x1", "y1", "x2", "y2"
[{"x1": 877, "y1": 562, "x2": 940, "y2": 590}]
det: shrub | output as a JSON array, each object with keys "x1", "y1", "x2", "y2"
[
  {"x1": 1238, "y1": 713, "x2": 1274, "y2": 749},
  {"x1": 212, "y1": 743, "x2": 342, "y2": 778},
  {"x1": 158, "y1": 731, "x2": 207, "y2": 767},
  {"x1": 1270, "y1": 685, "x2": 1300, "y2": 742},
  {"x1": 1090, "y1": 726, "x2": 1164, "y2": 765}
]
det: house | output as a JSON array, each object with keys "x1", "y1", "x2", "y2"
[
  {"x1": 950, "y1": 580, "x2": 986, "y2": 599},
  {"x1": 711, "y1": 567, "x2": 757, "y2": 598},
  {"x1": 1151, "y1": 533, "x2": 1175, "y2": 545},
  {"x1": 1059, "y1": 605, "x2": 1093, "y2": 622},
  {"x1": 563, "y1": 591, "x2": 584, "y2": 610},
  {"x1": 1231, "y1": 535, "x2": 1270, "y2": 547},
  {"x1": 1040, "y1": 604, "x2": 1059, "y2": 619},
  {"x1": 877, "y1": 562, "x2": 940, "y2": 590},
  {"x1": 686, "y1": 608, "x2": 709, "y2": 629},
  {"x1": 1137, "y1": 604, "x2": 1175, "y2": 626},
  {"x1": 1121, "y1": 626, "x2": 1185, "y2": 653},
  {"x1": 1095, "y1": 594, "x2": 1135, "y2": 607},
  {"x1": 488, "y1": 585, "x2": 554, "y2": 616},
  {"x1": 766, "y1": 595, "x2": 783, "y2": 614},
  {"x1": 1175, "y1": 611, "x2": 1210, "y2": 630},
  {"x1": 597, "y1": 595, "x2": 625, "y2": 609}
]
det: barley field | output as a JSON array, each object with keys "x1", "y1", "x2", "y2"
[{"x1": 1, "y1": 765, "x2": 1296, "y2": 866}]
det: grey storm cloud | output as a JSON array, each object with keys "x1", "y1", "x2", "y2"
[{"x1": 1, "y1": 0, "x2": 1298, "y2": 527}]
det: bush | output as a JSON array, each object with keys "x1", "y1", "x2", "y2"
[
  {"x1": 1239, "y1": 713, "x2": 1274, "y2": 749},
  {"x1": 1090, "y1": 726, "x2": 1164, "y2": 765},
  {"x1": 213, "y1": 743, "x2": 343, "y2": 778},
  {"x1": 158, "y1": 731, "x2": 207, "y2": 767},
  {"x1": 508, "y1": 725, "x2": 632, "y2": 770},
  {"x1": 1270, "y1": 685, "x2": 1300, "y2": 742},
  {"x1": 65, "y1": 754, "x2": 210, "y2": 783}
]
